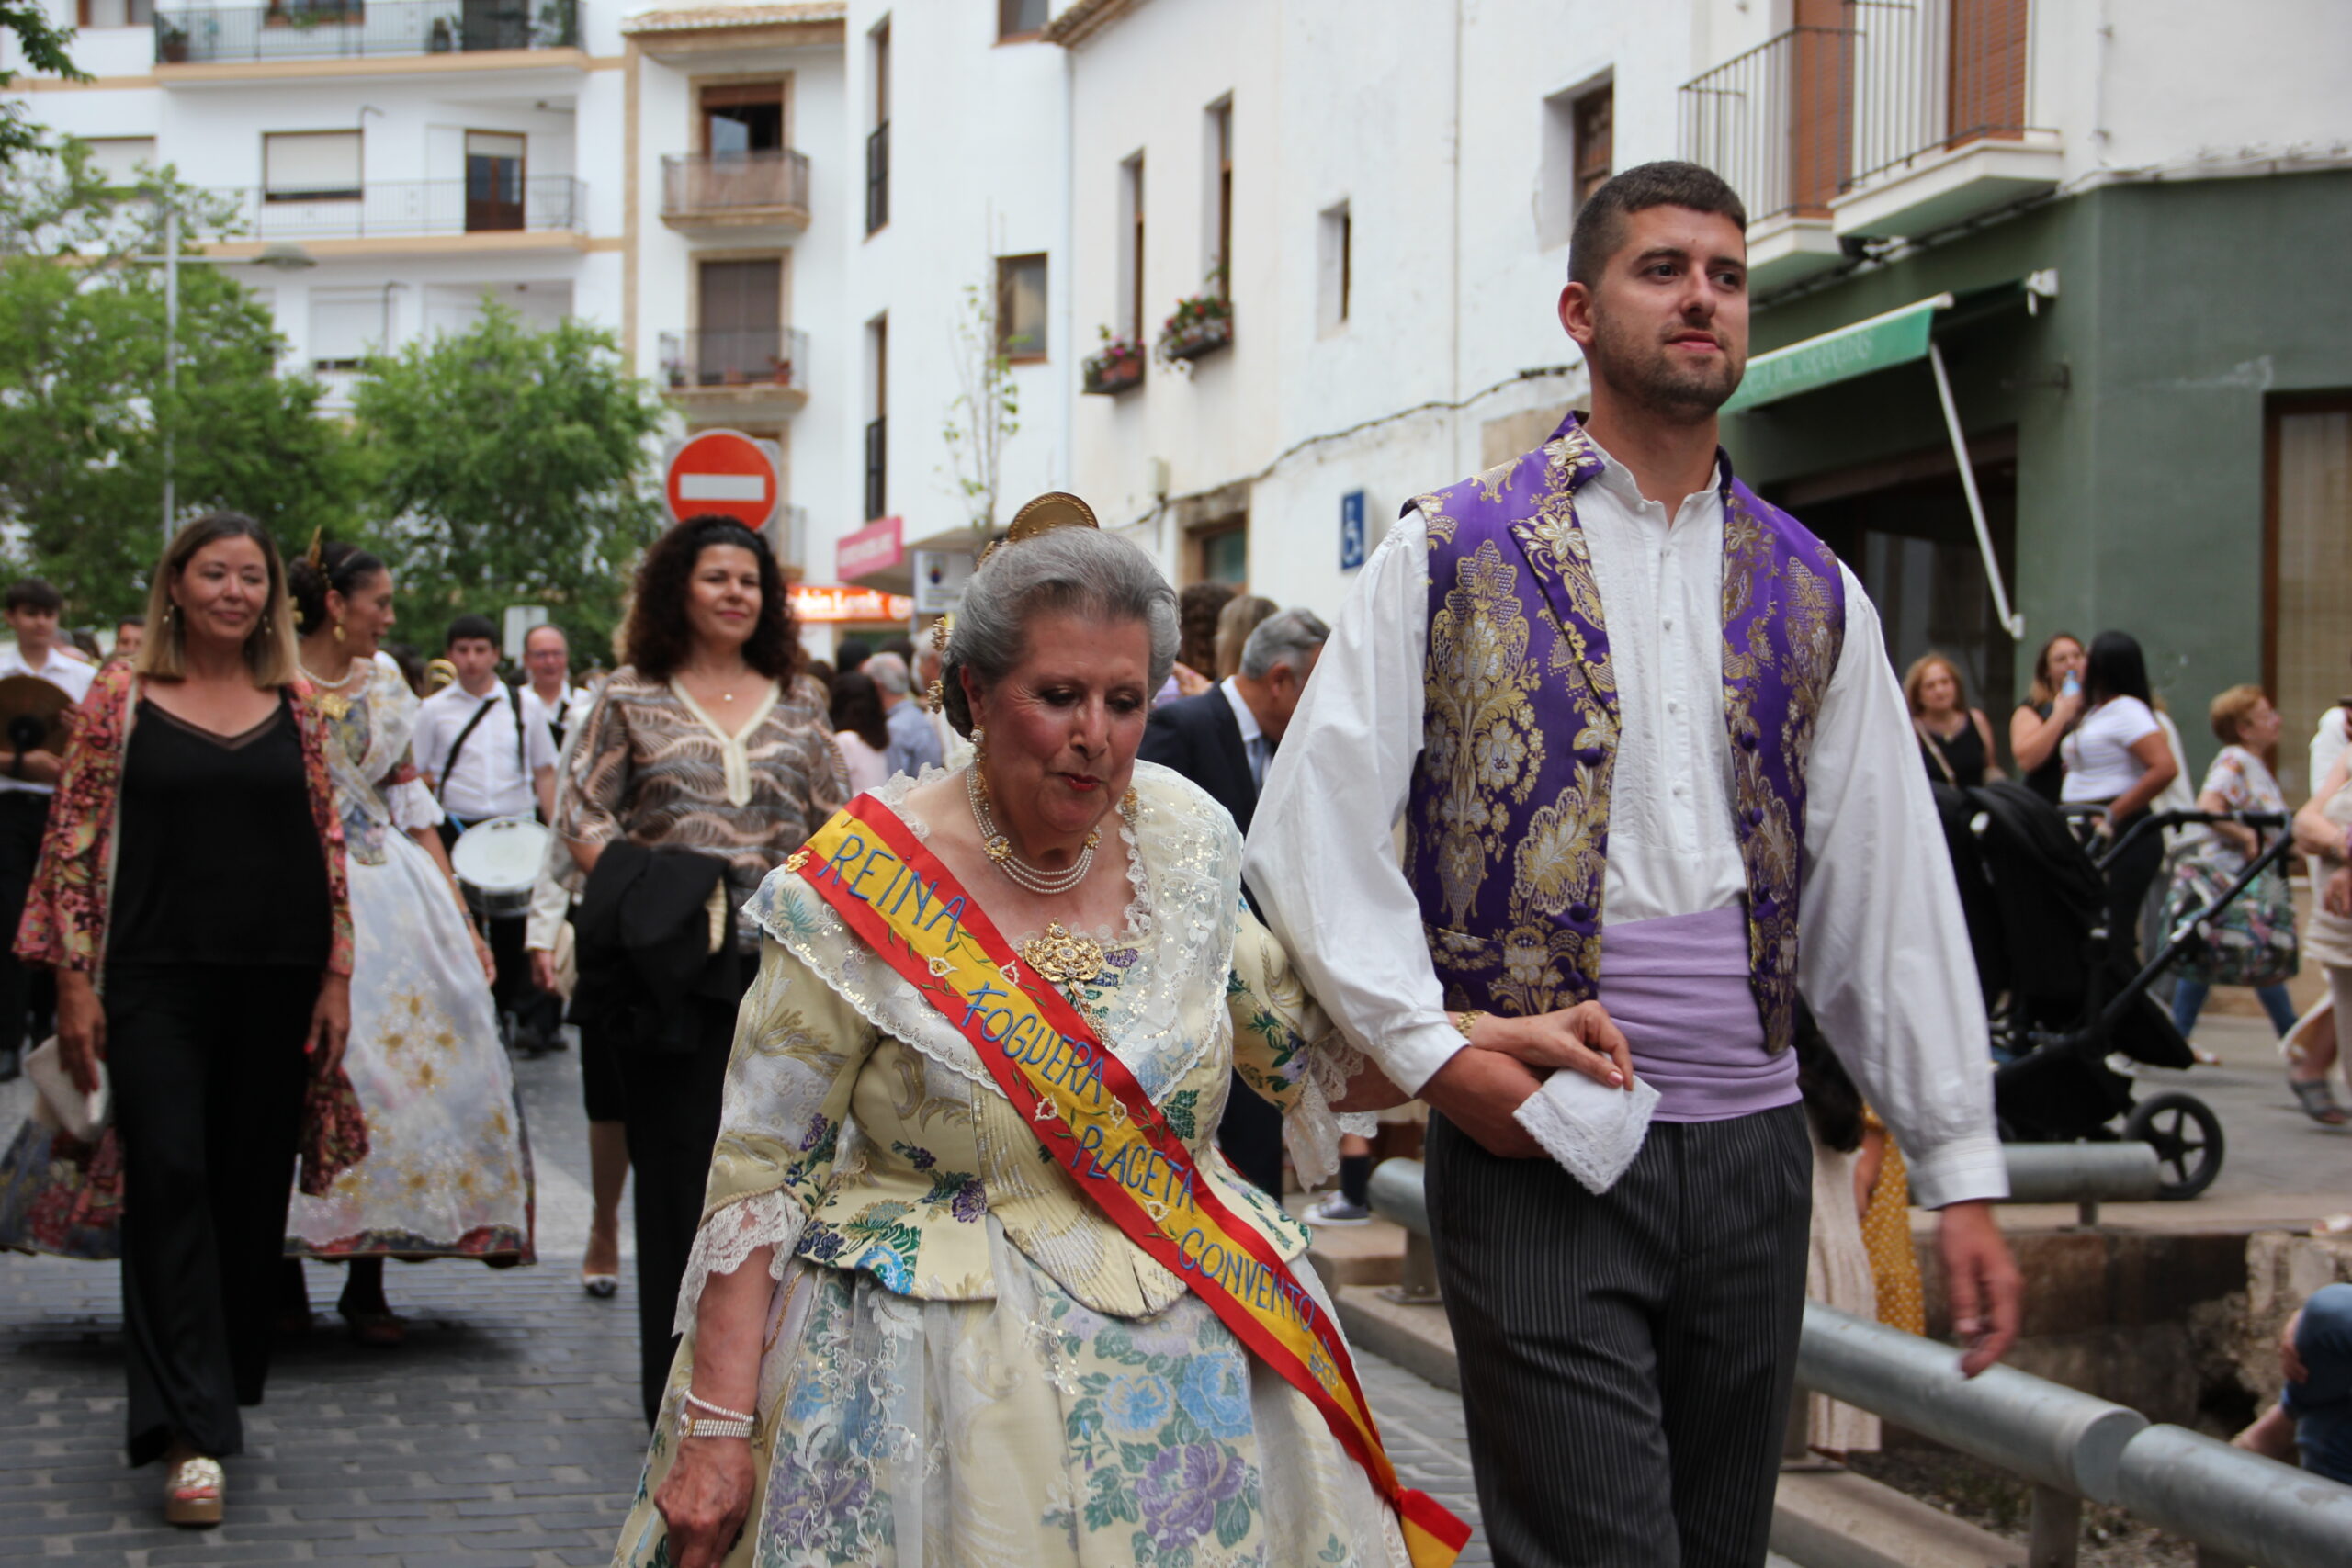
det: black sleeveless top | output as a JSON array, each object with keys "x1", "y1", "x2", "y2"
[
  {"x1": 108, "y1": 694, "x2": 332, "y2": 969},
  {"x1": 1918, "y1": 716, "x2": 1990, "y2": 789},
  {"x1": 2016, "y1": 702, "x2": 2069, "y2": 803}
]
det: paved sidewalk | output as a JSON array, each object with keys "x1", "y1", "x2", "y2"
[{"x1": 0, "y1": 1045, "x2": 1499, "y2": 1567}]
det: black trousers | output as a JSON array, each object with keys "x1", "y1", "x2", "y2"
[
  {"x1": 1217, "y1": 1069, "x2": 1285, "y2": 1197},
  {"x1": 1426, "y1": 1102, "x2": 1813, "y2": 1568},
  {"x1": 0, "y1": 791, "x2": 55, "y2": 1054},
  {"x1": 2101, "y1": 809, "x2": 2165, "y2": 965},
  {"x1": 108, "y1": 963, "x2": 318, "y2": 1465},
  {"x1": 615, "y1": 987, "x2": 745, "y2": 1426}
]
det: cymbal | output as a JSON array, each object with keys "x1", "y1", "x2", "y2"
[{"x1": 0, "y1": 674, "x2": 70, "y2": 757}]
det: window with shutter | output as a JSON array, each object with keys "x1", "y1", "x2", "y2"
[{"x1": 264, "y1": 130, "x2": 362, "y2": 203}]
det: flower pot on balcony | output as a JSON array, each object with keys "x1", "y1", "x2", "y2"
[
  {"x1": 428, "y1": 17, "x2": 454, "y2": 51},
  {"x1": 157, "y1": 28, "x2": 190, "y2": 62},
  {"x1": 1157, "y1": 302, "x2": 1232, "y2": 366},
  {"x1": 1082, "y1": 354, "x2": 1144, "y2": 395}
]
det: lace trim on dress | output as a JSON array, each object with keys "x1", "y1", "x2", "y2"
[
  {"x1": 1283, "y1": 1030, "x2": 1377, "y2": 1190},
  {"x1": 673, "y1": 1187, "x2": 808, "y2": 1336},
  {"x1": 385, "y1": 777, "x2": 444, "y2": 833}
]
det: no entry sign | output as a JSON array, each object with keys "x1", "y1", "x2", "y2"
[{"x1": 664, "y1": 429, "x2": 779, "y2": 528}]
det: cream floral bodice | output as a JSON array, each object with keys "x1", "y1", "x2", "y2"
[
  {"x1": 675, "y1": 761, "x2": 1360, "y2": 1327},
  {"x1": 316, "y1": 652, "x2": 444, "y2": 864}
]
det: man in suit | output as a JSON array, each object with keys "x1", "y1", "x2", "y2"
[{"x1": 1139, "y1": 605, "x2": 1328, "y2": 1197}]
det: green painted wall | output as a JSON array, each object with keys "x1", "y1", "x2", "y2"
[{"x1": 1724, "y1": 170, "x2": 2352, "y2": 774}]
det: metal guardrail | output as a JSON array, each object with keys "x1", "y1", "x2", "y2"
[
  {"x1": 198, "y1": 175, "x2": 583, "y2": 240},
  {"x1": 657, "y1": 326, "x2": 808, "y2": 393},
  {"x1": 1998, "y1": 1142, "x2": 2159, "y2": 1225},
  {"x1": 155, "y1": 0, "x2": 582, "y2": 64},
  {"x1": 1677, "y1": 26, "x2": 1855, "y2": 224},
  {"x1": 1364, "y1": 1159, "x2": 2352, "y2": 1566}
]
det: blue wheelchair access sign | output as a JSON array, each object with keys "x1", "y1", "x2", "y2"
[{"x1": 1340, "y1": 489, "x2": 1368, "y2": 571}]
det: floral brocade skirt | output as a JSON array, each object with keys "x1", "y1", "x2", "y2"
[{"x1": 614, "y1": 1219, "x2": 1409, "y2": 1568}]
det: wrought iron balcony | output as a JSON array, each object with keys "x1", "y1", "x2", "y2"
[
  {"x1": 1845, "y1": 0, "x2": 2041, "y2": 190},
  {"x1": 865, "y1": 120, "x2": 888, "y2": 234},
  {"x1": 154, "y1": 0, "x2": 582, "y2": 66},
  {"x1": 660, "y1": 150, "x2": 810, "y2": 229},
  {"x1": 202, "y1": 175, "x2": 583, "y2": 240},
  {"x1": 1679, "y1": 26, "x2": 1855, "y2": 223},
  {"x1": 659, "y1": 327, "x2": 810, "y2": 404}
]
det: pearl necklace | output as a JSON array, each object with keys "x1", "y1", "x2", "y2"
[
  {"x1": 966, "y1": 763, "x2": 1119, "y2": 897},
  {"x1": 298, "y1": 654, "x2": 368, "y2": 719}
]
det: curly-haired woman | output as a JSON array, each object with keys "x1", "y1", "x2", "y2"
[{"x1": 552, "y1": 515, "x2": 847, "y2": 1421}]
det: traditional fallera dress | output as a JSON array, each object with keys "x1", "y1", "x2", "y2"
[
  {"x1": 612, "y1": 763, "x2": 1425, "y2": 1568},
  {"x1": 285, "y1": 651, "x2": 533, "y2": 1262}
]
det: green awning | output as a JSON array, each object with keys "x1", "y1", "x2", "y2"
[{"x1": 1723, "y1": 292, "x2": 1954, "y2": 413}]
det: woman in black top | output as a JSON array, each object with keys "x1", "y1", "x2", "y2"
[
  {"x1": 20, "y1": 513, "x2": 352, "y2": 1529},
  {"x1": 2011, "y1": 632, "x2": 2087, "y2": 803},
  {"x1": 1905, "y1": 651, "x2": 2002, "y2": 789}
]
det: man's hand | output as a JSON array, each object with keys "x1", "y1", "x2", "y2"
[
  {"x1": 530, "y1": 949, "x2": 560, "y2": 994},
  {"x1": 1476, "y1": 1001, "x2": 1634, "y2": 1091},
  {"x1": 1419, "y1": 1046, "x2": 1547, "y2": 1159},
  {"x1": 16, "y1": 750, "x2": 62, "y2": 785},
  {"x1": 2281, "y1": 1308, "x2": 2309, "y2": 1386},
  {"x1": 1938, "y1": 1201, "x2": 2022, "y2": 1376}
]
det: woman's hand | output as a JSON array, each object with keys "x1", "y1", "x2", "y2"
[
  {"x1": 55, "y1": 968, "x2": 105, "y2": 1096},
  {"x1": 1170, "y1": 661, "x2": 1213, "y2": 699},
  {"x1": 654, "y1": 1437, "x2": 757, "y2": 1568},
  {"x1": 306, "y1": 972, "x2": 352, "y2": 1077},
  {"x1": 1475, "y1": 1001, "x2": 1634, "y2": 1090},
  {"x1": 2328, "y1": 867, "x2": 2352, "y2": 919},
  {"x1": 473, "y1": 930, "x2": 497, "y2": 985}
]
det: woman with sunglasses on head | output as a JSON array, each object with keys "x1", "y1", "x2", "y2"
[{"x1": 17, "y1": 513, "x2": 355, "y2": 1528}]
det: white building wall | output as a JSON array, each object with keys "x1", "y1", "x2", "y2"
[{"x1": 839, "y1": 0, "x2": 1070, "y2": 570}]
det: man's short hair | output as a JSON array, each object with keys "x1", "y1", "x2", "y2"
[
  {"x1": 1568, "y1": 161, "x2": 1748, "y2": 291},
  {"x1": 1238, "y1": 607, "x2": 1329, "y2": 681},
  {"x1": 446, "y1": 613, "x2": 499, "y2": 650},
  {"x1": 117, "y1": 614, "x2": 145, "y2": 633},
  {"x1": 5, "y1": 579, "x2": 62, "y2": 615},
  {"x1": 524, "y1": 622, "x2": 569, "y2": 651},
  {"x1": 867, "y1": 651, "x2": 912, "y2": 697}
]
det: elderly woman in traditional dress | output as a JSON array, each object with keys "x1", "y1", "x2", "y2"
[{"x1": 616, "y1": 498, "x2": 1464, "y2": 1568}]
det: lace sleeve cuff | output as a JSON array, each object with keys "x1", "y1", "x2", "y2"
[
  {"x1": 387, "y1": 778, "x2": 445, "y2": 833},
  {"x1": 673, "y1": 1188, "x2": 808, "y2": 1336},
  {"x1": 1283, "y1": 1032, "x2": 1379, "y2": 1192}
]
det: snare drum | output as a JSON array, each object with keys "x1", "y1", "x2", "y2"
[{"x1": 450, "y1": 815, "x2": 551, "y2": 919}]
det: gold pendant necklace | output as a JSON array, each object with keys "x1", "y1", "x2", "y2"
[{"x1": 1018, "y1": 921, "x2": 1106, "y2": 988}]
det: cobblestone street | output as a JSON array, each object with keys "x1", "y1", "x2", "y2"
[{"x1": 0, "y1": 1051, "x2": 1496, "y2": 1567}]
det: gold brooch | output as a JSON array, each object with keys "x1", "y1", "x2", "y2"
[
  {"x1": 1018, "y1": 922, "x2": 1105, "y2": 988},
  {"x1": 315, "y1": 692, "x2": 350, "y2": 721},
  {"x1": 784, "y1": 848, "x2": 811, "y2": 874}
]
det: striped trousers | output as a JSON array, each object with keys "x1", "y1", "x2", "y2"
[{"x1": 1426, "y1": 1103, "x2": 1813, "y2": 1568}]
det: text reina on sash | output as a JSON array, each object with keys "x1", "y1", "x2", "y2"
[{"x1": 805, "y1": 823, "x2": 1325, "y2": 1339}]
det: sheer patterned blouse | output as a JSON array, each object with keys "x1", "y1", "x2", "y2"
[{"x1": 555, "y1": 666, "x2": 849, "y2": 919}]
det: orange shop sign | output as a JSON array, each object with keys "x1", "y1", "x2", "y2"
[{"x1": 790, "y1": 584, "x2": 915, "y2": 623}]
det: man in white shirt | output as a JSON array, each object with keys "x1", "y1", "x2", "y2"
[
  {"x1": 518, "y1": 623, "x2": 582, "y2": 759},
  {"x1": 1247, "y1": 163, "x2": 2019, "y2": 1568},
  {"x1": 0, "y1": 579, "x2": 96, "y2": 1081},
  {"x1": 415, "y1": 615, "x2": 560, "y2": 1053}
]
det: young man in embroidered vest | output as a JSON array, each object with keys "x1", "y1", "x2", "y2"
[{"x1": 1248, "y1": 161, "x2": 2020, "y2": 1567}]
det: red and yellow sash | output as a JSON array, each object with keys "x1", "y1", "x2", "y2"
[{"x1": 790, "y1": 797, "x2": 1469, "y2": 1567}]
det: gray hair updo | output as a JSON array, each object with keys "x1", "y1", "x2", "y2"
[{"x1": 940, "y1": 524, "x2": 1180, "y2": 739}]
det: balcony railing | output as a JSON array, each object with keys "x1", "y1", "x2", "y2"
[
  {"x1": 201, "y1": 175, "x2": 583, "y2": 239},
  {"x1": 865, "y1": 120, "x2": 888, "y2": 234},
  {"x1": 660, "y1": 150, "x2": 810, "y2": 222},
  {"x1": 659, "y1": 327, "x2": 808, "y2": 392},
  {"x1": 1679, "y1": 27, "x2": 1855, "y2": 223},
  {"x1": 154, "y1": 0, "x2": 582, "y2": 65},
  {"x1": 1845, "y1": 0, "x2": 2038, "y2": 188}
]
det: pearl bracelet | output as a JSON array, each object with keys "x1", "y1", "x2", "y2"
[{"x1": 684, "y1": 1389, "x2": 755, "y2": 1425}]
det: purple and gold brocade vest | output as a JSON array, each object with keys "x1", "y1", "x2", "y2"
[{"x1": 1404, "y1": 412, "x2": 1846, "y2": 1055}]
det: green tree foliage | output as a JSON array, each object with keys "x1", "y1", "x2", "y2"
[
  {"x1": 351, "y1": 302, "x2": 668, "y2": 658},
  {"x1": 1, "y1": 0, "x2": 89, "y2": 167},
  {"x1": 0, "y1": 148, "x2": 359, "y2": 621}
]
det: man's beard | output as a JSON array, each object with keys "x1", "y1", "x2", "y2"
[{"x1": 1588, "y1": 310, "x2": 1742, "y2": 419}]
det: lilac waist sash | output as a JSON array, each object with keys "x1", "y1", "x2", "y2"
[{"x1": 1594, "y1": 906, "x2": 1796, "y2": 1122}]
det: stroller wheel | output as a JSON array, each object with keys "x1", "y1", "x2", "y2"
[{"x1": 2123, "y1": 1091, "x2": 2225, "y2": 1200}]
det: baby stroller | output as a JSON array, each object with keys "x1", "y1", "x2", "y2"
[{"x1": 1935, "y1": 781, "x2": 2295, "y2": 1199}]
